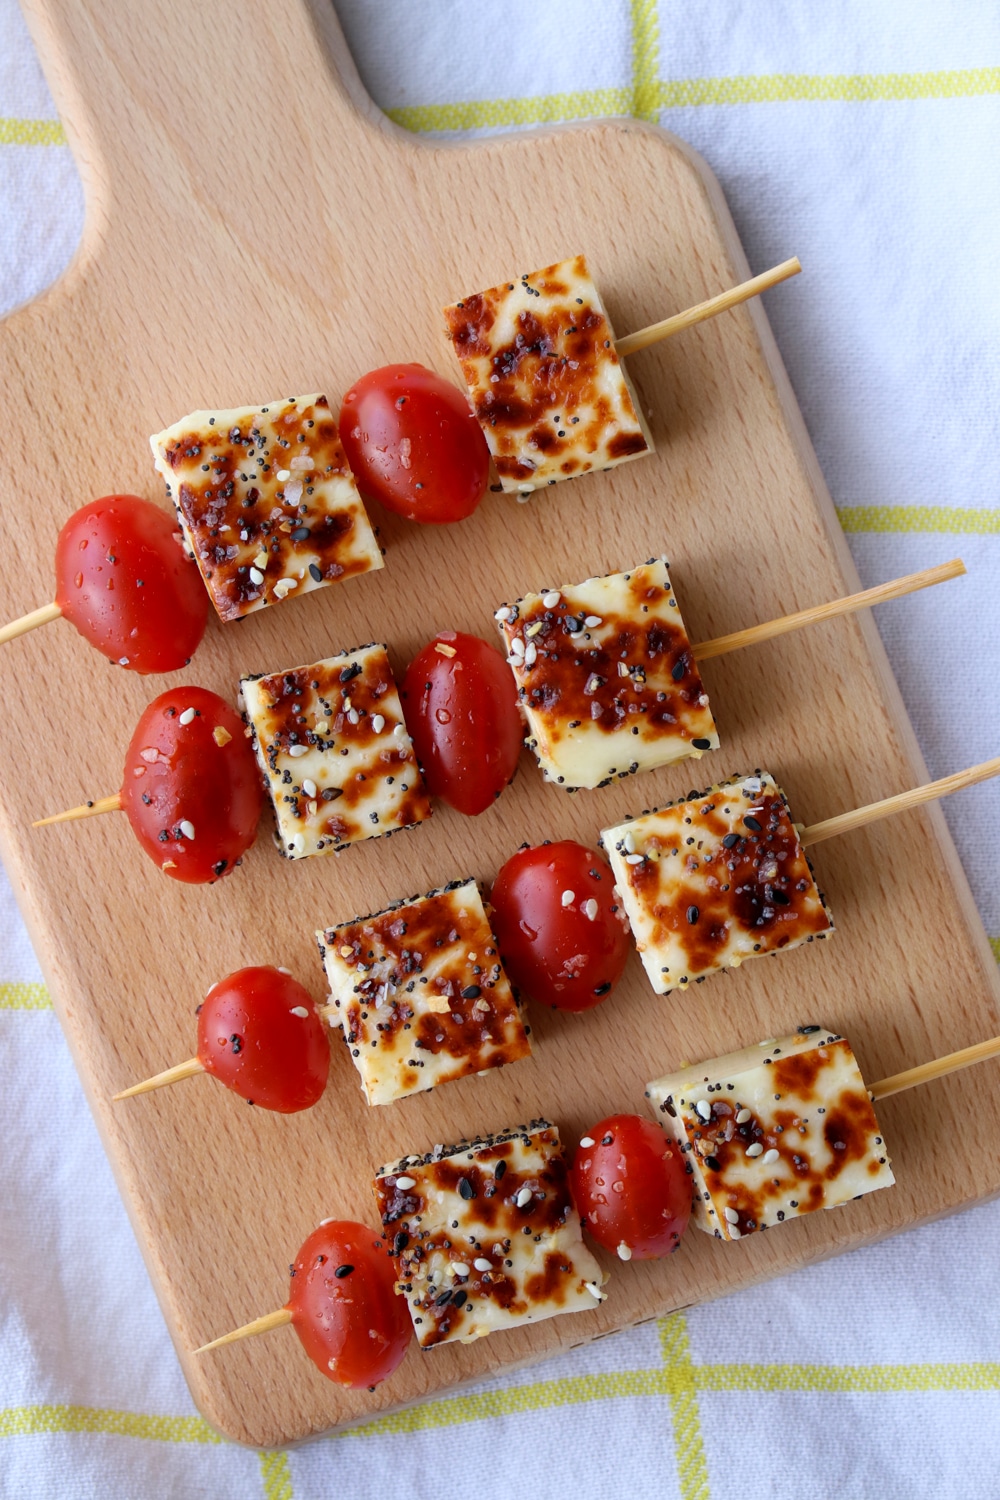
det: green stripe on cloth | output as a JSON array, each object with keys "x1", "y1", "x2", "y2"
[
  {"x1": 0, "y1": 981, "x2": 51, "y2": 1009},
  {"x1": 837, "y1": 506, "x2": 1000, "y2": 534},
  {"x1": 387, "y1": 68, "x2": 1000, "y2": 135},
  {"x1": 0, "y1": 116, "x2": 65, "y2": 145},
  {"x1": 0, "y1": 1405, "x2": 220, "y2": 1442}
]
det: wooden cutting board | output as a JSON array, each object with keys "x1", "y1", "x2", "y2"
[{"x1": 3, "y1": 0, "x2": 998, "y2": 1449}]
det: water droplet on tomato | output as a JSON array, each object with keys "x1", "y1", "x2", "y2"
[{"x1": 435, "y1": 708, "x2": 452, "y2": 725}]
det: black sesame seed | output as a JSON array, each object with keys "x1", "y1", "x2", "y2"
[
  {"x1": 744, "y1": 814, "x2": 762, "y2": 831},
  {"x1": 692, "y1": 738, "x2": 711, "y2": 750},
  {"x1": 461, "y1": 984, "x2": 481, "y2": 999},
  {"x1": 458, "y1": 1177, "x2": 475, "y2": 1201},
  {"x1": 686, "y1": 905, "x2": 699, "y2": 924},
  {"x1": 334, "y1": 1264, "x2": 354, "y2": 1278},
  {"x1": 722, "y1": 833, "x2": 739, "y2": 849}
]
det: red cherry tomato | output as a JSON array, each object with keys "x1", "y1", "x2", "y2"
[
  {"x1": 571, "y1": 1114, "x2": 691, "y2": 1260},
  {"x1": 400, "y1": 631, "x2": 522, "y2": 815},
  {"x1": 119, "y1": 686, "x2": 263, "y2": 883},
  {"x1": 197, "y1": 967, "x2": 330, "y2": 1112},
  {"x1": 339, "y1": 364, "x2": 490, "y2": 524},
  {"x1": 287, "y1": 1222, "x2": 411, "y2": 1388},
  {"x1": 54, "y1": 495, "x2": 208, "y2": 673},
  {"x1": 489, "y1": 841, "x2": 631, "y2": 1011}
]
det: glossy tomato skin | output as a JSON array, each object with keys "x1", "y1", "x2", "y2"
[
  {"x1": 571, "y1": 1114, "x2": 691, "y2": 1260},
  {"x1": 54, "y1": 495, "x2": 208, "y2": 673},
  {"x1": 196, "y1": 967, "x2": 330, "y2": 1112},
  {"x1": 339, "y1": 364, "x2": 489, "y2": 524},
  {"x1": 288, "y1": 1222, "x2": 411, "y2": 1388},
  {"x1": 119, "y1": 686, "x2": 263, "y2": 883},
  {"x1": 401, "y1": 631, "x2": 522, "y2": 815},
  {"x1": 489, "y1": 841, "x2": 631, "y2": 1011}
]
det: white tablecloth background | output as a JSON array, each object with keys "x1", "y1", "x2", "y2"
[{"x1": 2, "y1": 3, "x2": 999, "y2": 1496}]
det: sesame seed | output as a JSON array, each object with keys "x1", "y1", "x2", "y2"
[
  {"x1": 347, "y1": 709, "x2": 360, "y2": 725},
  {"x1": 248, "y1": 566, "x2": 264, "y2": 585},
  {"x1": 290, "y1": 1006, "x2": 309, "y2": 1018},
  {"x1": 474, "y1": 1257, "x2": 492, "y2": 1272},
  {"x1": 302, "y1": 779, "x2": 317, "y2": 798},
  {"x1": 510, "y1": 638, "x2": 525, "y2": 657},
  {"x1": 729, "y1": 1225, "x2": 742, "y2": 1239},
  {"x1": 762, "y1": 1149, "x2": 779, "y2": 1165},
  {"x1": 370, "y1": 714, "x2": 385, "y2": 734},
  {"x1": 450, "y1": 1262, "x2": 469, "y2": 1277},
  {"x1": 276, "y1": 468, "x2": 291, "y2": 481},
  {"x1": 736, "y1": 1108, "x2": 752, "y2": 1124},
  {"x1": 579, "y1": 1136, "x2": 595, "y2": 1148},
  {"x1": 541, "y1": 591, "x2": 560, "y2": 608},
  {"x1": 624, "y1": 832, "x2": 636, "y2": 853},
  {"x1": 179, "y1": 707, "x2": 196, "y2": 725},
  {"x1": 616, "y1": 1242, "x2": 632, "y2": 1261},
  {"x1": 584, "y1": 615, "x2": 602, "y2": 628},
  {"x1": 724, "y1": 1207, "x2": 740, "y2": 1224},
  {"x1": 515, "y1": 1187, "x2": 533, "y2": 1208},
  {"x1": 746, "y1": 1143, "x2": 764, "y2": 1158},
  {"x1": 583, "y1": 898, "x2": 599, "y2": 921},
  {"x1": 288, "y1": 744, "x2": 310, "y2": 757},
  {"x1": 625, "y1": 853, "x2": 644, "y2": 865},
  {"x1": 526, "y1": 621, "x2": 543, "y2": 637},
  {"x1": 523, "y1": 641, "x2": 537, "y2": 666},
  {"x1": 395, "y1": 1175, "x2": 416, "y2": 1190},
  {"x1": 695, "y1": 1100, "x2": 711, "y2": 1121},
  {"x1": 179, "y1": 820, "x2": 196, "y2": 840},
  {"x1": 584, "y1": 1281, "x2": 604, "y2": 1300}
]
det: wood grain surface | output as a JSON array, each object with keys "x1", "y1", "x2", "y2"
[{"x1": 3, "y1": 0, "x2": 998, "y2": 1448}]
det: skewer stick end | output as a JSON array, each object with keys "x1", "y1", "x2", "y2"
[
  {"x1": 33, "y1": 792, "x2": 122, "y2": 828},
  {"x1": 113, "y1": 1056, "x2": 205, "y2": 1100},
  {"x1": 194, "y1": 1306, "x2": 293, "y2": 1354}
]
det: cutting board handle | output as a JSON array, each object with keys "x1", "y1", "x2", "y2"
[{"x1": 21, "y1": 0, "x2": 384, "y2": 251}]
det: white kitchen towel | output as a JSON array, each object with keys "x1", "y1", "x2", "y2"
[{"x1": 2, "y1": 2, "x2": 999, "y2": 1496}]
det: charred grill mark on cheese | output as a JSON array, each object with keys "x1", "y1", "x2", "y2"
[
  {"x1": 445, "y1": 256, "x2": 651, "y2": 492},
  {"x1": 152, "y1": 397, "x2": 381, "y2": 621}
]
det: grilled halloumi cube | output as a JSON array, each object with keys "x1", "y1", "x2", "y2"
[
  {"x1": 444, "y1": 255, "x2": 653, "y2": 495},
  {"x1": 241, "y1": 645, "x2": 431, "y2": 858},
  {"x1": 647, "y1": 1027, "x2": 894, "y2": 1240},
  {"x1": 495, "y1": 558, "x2": 718, "y2": 790},
  {"x1": 374, "y1": 1121, "x2": 606, "y2": 1348},
  {"x1": 150, "y1": 395, "x2": 383, "y2": 622},
  {"x1": 603, "y1": 772, "x2": 833, "y2": 993},
  {"x1": 317, "y1": 879, "x2": 530, "y2": 1106}
]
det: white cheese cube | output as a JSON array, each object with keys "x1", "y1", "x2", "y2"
[
  {"x1": 317, "y1": 879, "x2": 530, "y2": 1105},
  {"x1": 150, "y1": 394, "x2": 383, "y2": 621},
  {"x1": 495, "y1": 558, "x2": 718, "y2": 790},
  {"x1": 647, "y1": 1027, "x2": 894, "y2": 1240},
  {"x1": 241, "y1": 645, "x2": 430, "y2": 858},
  {"x1": 445, "y1": 255, "x2": 653, "y2": 494},
  {"x1": 603, "y1": 772, "x2": 833, "y2": 993},
  {"x1": 374, "y1": 1121, "x2": 607, "y2": 1347}
]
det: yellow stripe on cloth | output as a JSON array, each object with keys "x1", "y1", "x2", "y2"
[
  {"x1": 259, "y1": 1449, "x2": 294, "y2": 1499},
  {"x1": 838, "y1": 505, "x2": 1000, "y2": 535},
  {"x1": 660, "y1": 1315, "x2": 711, "y2": 1500},
  {"x1": 0, "y1": 1404, "x2": 220, "y2": 1443},
  {"x1": 0, "y1": 981, "x2": 51, "y2": 1009},
  {"x1": 0, "y1": 116, "x2": 65, "y2": 145},
  {"x1": 701, "y1": 1361, "x2": 1000, "y2": 1393},
  {"x1": 630, "y1": 0, "x2": 661, "y2": 123},
  {"x1": 388, "y1": 68, "x2": 1000, "y2": 135}
]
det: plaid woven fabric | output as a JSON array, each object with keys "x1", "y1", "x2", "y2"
[{"x1": 2, "y1": 1, "x2": 999, "y2": 1495}]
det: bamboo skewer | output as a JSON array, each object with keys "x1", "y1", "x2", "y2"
[
  {"x1": 691, "y1": 559, "x2": 965, "y2": 663},
  {"x1": 870, "y1": 1035, "x2": 1000, "y2": 1102},
  {"x1": 113, "y1": 1057, "x2": 204, "y2": 1100},
  {"x1": 616, "y1": 258, "x2": 802, "y2": 358},
  {"x1": 32, "y1": 792, "x2": 122, "y2": 828},
  {"x1": 799, "y1": 756, "x2": 1000, "y2": 848},
  {"x1": 0, "y1": 601, "x2": 62, "y2": 646},
  {"x1": 194, "y1": 1307, "x2": 293, "y2": 1355},
  {"x1": 192, "y1": 1028, "x2": 1000, "y2": 1360}
]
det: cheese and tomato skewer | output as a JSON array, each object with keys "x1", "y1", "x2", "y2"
[
  {"x1": 32, "y1": 686, "x2": 263, "y2": 883},
  {"x1": 113, "y1": 967, "x2": 329, "y2": 1112},
  {"x1": 0, "y1": 495, "x2": 208, "y2": 670},
  {"x1": 604, "y1": 757, "x2": 1000, "y2": 996}
]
